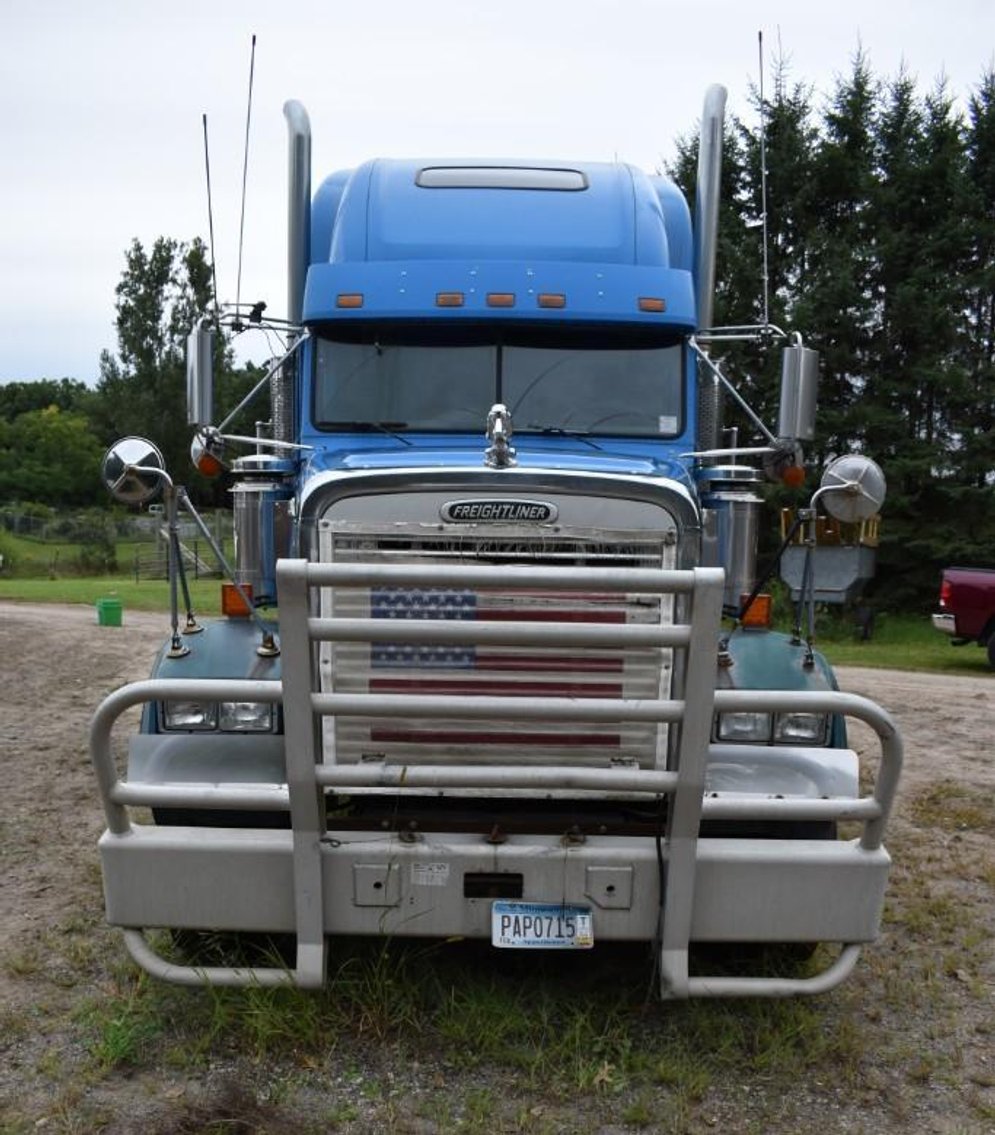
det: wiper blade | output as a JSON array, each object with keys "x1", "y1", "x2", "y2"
[
  {"x1": 525, "y1": 425, "x2": 604, "y2": 451},
  {"x1": 323, "y1": 421, "x2": 412, "y2": 445}
]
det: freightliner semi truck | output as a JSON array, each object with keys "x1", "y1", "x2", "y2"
[{"x1": 92, "y1": 86, "x2": 902, "y2": 998}]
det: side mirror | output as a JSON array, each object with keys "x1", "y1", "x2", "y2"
[
  {"x1": 101, "y1": 437, "x2": 166, "y2": 504},
  {"x1": 777, "y1": 344, "x2": 819, "y2": 443},
  {"x1": 186, "y1": 322, "x2": 215, "y2": 427},
  {"x1": 819, "y1": 454, "x2": 886, "y2": 522}
]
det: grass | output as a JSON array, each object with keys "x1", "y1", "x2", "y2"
[
  {"x1": 61, "y1": 921, "x2": 981, "y2": 1132},
  {"x1": 801, "y1": 607, "x2": 993, "y2": 675},
  {"x1": 0, "y1": 574, "x2": 227, "y2": 613},
  {"x1": 2, "y1": 569, "x2": 990, "y2": 676},
  {"x1": 70, "y1": 937, "x2": 849, "y2": 1101}
]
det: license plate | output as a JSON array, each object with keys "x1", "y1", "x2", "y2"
[{"x1": 491, "y1": 901, "x2": 594, "y2": 949}]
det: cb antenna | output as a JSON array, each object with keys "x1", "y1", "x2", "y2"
[
  {"x1": 201, "y1": 113, "x2": 220, "y2": 321},
  {"x1": 757, "y1": 29, "x2": 771, "y2": 334},
  {"x1": 234, "y1": 33, "x2": 257, "y2": 329}
]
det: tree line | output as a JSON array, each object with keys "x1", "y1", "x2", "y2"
[
  {"x1": 671, "y1": 55, "x2": 995, "y2": 607},
  {"x1": 0, "y1": 236, "x2": 260, "y2": 512},
  {"x1": 2, "y1": 57, "x2": 993, "y2": 608}
]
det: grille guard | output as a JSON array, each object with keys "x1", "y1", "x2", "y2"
[{"x1": 90, "y1": 559, "x2": 902, "y2": 996}]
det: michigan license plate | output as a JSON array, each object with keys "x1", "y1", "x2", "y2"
[{"x1": 491, "y1": 901, "x2": 594, "y2": 949}]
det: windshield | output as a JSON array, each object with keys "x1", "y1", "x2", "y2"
[{"x1": 312, "y1": 330, "x2": 684, "y2": 437}]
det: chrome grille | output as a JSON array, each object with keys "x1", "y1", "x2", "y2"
[{"x1": 317, "y1": 521, "x2": 677, "y2": 773}]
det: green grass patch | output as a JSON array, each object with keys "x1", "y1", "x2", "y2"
[
  {"x1": 76, "y1": 937, "x2": 856, "y2": 1106},
  {"x1": 781, "y1": 608, "x2": 994, "y2": 676},
  {"x1": 0, "y1": 574, "x2": 227, "y2": 613}
]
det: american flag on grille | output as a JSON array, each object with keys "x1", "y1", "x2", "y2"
[
  {"x1": 333, "y1": 585, "x2": 667, "y2": 753},
  {"x1": 362, "y1": 588, "x2": 638, "y2": 751},
  {"x1": 371, "y1": 588, "x2": 477, "y2": 670}
]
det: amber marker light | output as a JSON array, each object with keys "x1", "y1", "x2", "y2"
[
  {"x1": 537, "y1": 293, "x2": 566, "y2": 309},
  {"x1": 435, "y1": 292, "x2": 465, "y2": 307},
  {"x1": 638, "y1": 297, "x2": 666, "y2": 313},
  {"x1": 782, "y1": 464, "x2": 807, "y2": 489},
  {"x1": 486, "y1": 293, "x2": 516, "y2": 307},
  {"x1": 221, "y1": 582, "x2": 254, "y2": 618},
  {"x1": 195, "y1": 451, "x2": 223, "y2": 478},
  {"x1": 739, "y1": 593, "x2": 773, "y2": 628},
  {"x1": 336, "y1": 294, "x2": 364, "y2": 308},
  {"x1": 190, "y1": 432, "x2": 224, "y2": 478}
]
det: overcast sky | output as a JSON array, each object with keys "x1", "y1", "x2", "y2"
[{"x1": 2, "y1": 0, "x2": 993, "y2": 385}]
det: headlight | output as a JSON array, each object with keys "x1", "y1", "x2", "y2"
[
  {"x1": 163, "y1": 701, "x2": 218, "y2": 730},
  {"x1": 161, "y1": 700, "x2": 273, "y2": 732},
  {"x1": 715, "y1": 712, "x2": 772, "y2": 742},
  {"x1": 219, "y1": 701, "x2": 273, "y2": 732},
  {"x1": 773, "y1": 712, "x2": 829, "y2": 745}
]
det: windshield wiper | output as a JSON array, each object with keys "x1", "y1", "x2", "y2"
[
  {"x1": 525, "y1": 425, "x2": 604, "y2": 451},
  {"x1": 322, "y1": 421, "x2": 413, "y2": 446}
]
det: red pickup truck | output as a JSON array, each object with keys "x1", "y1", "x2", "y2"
[{"x1": 933, "y1": 567, "x2": 995, "y2": 667}]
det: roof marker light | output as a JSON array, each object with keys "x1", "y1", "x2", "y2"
[
  {"x1": 638, "y1": 297, "x2": 667, "y2": 313},
  {"x1": 336, "y1": 293, "x2": 364, "y2": 308},
  {"x1": 537, "y1": 293, "x2": 566, "y2": 309},
  {"x1": 486, "y1": 293, "x2": 516, "y2": 307},
  {"x1": 436, "y1": 292, "x2": 465, "y2": 307}
]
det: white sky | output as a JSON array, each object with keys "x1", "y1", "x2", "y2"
[{"x1": 2, "y1": 0, "x2": 993, "y2": 385}]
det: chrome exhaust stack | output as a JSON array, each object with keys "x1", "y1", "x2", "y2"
[
  {"x1": 283, "y1": 100, "x2": 312, "y2": 327},
  {"x1": 693, "y1": 84, "x2": 727, "y2": 453}
]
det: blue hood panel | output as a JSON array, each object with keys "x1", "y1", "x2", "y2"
[{"x1": 303, "y1": 441, "x2": 693, "y2": 488}]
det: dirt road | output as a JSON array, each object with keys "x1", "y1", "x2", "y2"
[{"x1": 1, "y1": 602, "x2": 993, "y2": 1133}]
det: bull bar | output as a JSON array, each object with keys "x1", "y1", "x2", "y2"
[{"x1": 90, "y1": 559, "x2": 902, "y2": 997}]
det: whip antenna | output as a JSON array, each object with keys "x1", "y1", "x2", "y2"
[
  {"x1": 201, "y1": 113, "x2": 220, "y2": 320},
  {"x1": 234, "y1": 33, "x2": 257, "y2": 327},
  {"x1": 758, "y1": 30, "x2": 771, "y2": 333}
]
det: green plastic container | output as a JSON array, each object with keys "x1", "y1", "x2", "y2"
[{"x1": 96, "y1": 597, "x2": 123, "y2": 627}]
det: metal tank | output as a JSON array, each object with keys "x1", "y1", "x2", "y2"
[
  {"x1": 230, "y1": 454, "x2": 294, "y2": 604},
  {"x1": 697, "y1": 465, "x2": 763, "y2": 611}
]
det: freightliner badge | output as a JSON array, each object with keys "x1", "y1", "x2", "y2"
[{"x1": 440, "y1": 499, "x2": 558, "y2": 523}]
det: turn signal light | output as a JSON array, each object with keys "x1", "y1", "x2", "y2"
[
  {"x1": 193, "y1": 449, "x2": 223, "y2": 478},
  {"x1": 222, "y1": 582, "x2": 254, "y2": 618},
  {"x1": 782, "y1": 464, "x2": 806, "y2": 489},
  {"x1": 739, "y1": 593, "x2": 773, "y2": 628},
  {"x1": 190, "y1": 432, "x2": 224, "y2": 478}
]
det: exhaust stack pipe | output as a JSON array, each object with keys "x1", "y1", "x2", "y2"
[
  {"x1": 283, "y1": 100, "x2": 312, "y2": 326},
  {"x1": 693, "y1": 84, "x2": 727, "y2": 330},
  {"x1": 693, "y1": 84, "x2": 727, "y2": 453}
]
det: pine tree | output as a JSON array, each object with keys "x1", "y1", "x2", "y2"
[
  {"x1": 796, "y1": 53, "x2": 880, "y2": 466},
  {"x1": 954, "y1": 70, "x2": 995, "y2": 545}
]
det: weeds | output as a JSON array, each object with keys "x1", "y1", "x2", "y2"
[
  {"x1": 909, "y1": 781, "x2": 995, "y2": 835},
  {"x1": 76, "y1": 974, "x2": 163, "y2": 1070}
]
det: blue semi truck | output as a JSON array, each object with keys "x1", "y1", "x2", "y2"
[{"x1": 92, "y1": 86, "x2": 901, "y2": 997}]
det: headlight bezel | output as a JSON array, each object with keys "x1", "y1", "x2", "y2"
[
  {"x1": 160, "y1": 700, "x2": 276, "y2": 733},
  {"x1": 713, "y1": 710, "x2": 831, "y2": 746}
]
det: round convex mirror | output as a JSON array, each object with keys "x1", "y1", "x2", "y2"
[
  {"x1": 819, "y1": 454, "x2": 886, "y2": 523},
  {"x1": 101, "y1": 437, "x2": 166, "y2": 504}
]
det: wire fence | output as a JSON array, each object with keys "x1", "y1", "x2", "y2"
[{"x1": 0, "y1": 508, "x2": 233, "y2": 580}]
